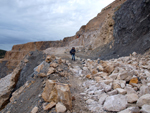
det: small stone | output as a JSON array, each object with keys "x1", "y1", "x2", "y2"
[
  {"x1": 107, "y1": 89, "x2": 118, "y2": 96},
  {"x1": 86, "y1": 74, "x2": 92, "y2": 79},
  {"x1": 101, "y1": 61, "x2": 115, "y2": 74},
  {"x1": 97, "y1": 65, "x2": 104, "y2": 71},
  {"x1": 38, "y1": 73, "x2": 47, "y2": 77},
  {"x1": 91, "y1": 69, "x2": 98, "y2": 75},
  {"x1": 47, "y1": 67, "x2": 55, "y2": 75},
  {"x1": 94, "y1": 76, "x2": 102, "y2": 82},
  {"x1": 56, "y1": 102, "x2": 66, "y2": 113},
  {"x1": 137, "y1": 94, "x2": 150, "y2": 107},
  {"x1": 45, "y1": 55, "x2": 52, "y2": 63},
  {"x1": 125, "y1": 86, "x2": 136, "y2": 94},
  {"x1": 118, "y1": 72, "x2": 129, "y2": 80},
  {"x1": 38, "y1": 94, "x2": 41, "y2": 97},
  {"x1": 139, "y1": 85, "x2": 150, "y2": 96},
  {"x1": 43, "y1": 101, "x2": 56, "y2": 110},
  {"x1": 113, "y1": 81, "x2": 121, "y2": 89},
  {"x1": 132, "y1": 52, "x2": 137, "y2": 56},
  {"x1": 101, "y1": 82, "x2": 112, "y2": 92},
  {"x1": 116, "y1": 88, "x2": 127, "y2": 95},
  {"x1": 119, "y1": 107, "x2": 140, "y2": 113},
  {"x1": 109, "y1": 73, "x2": 118, "y2": 79},
  {"x1": 86, "y1": 99, "x2": 95, "y2": 104},
  {"x1": 129, "y1": 77, "x2": 138, "y2": 84},
  {"x1": 102, "y1": 80, "x2": 113, "y2": 85},
  {"x1": 24, "y1": 59, "x2": 29, "y2": 63},
  {"x1": 98, "y1": 93, "x2": 108, "y2": 105},
  {"x1": 72, "y1": 96, "x2": 75, "y2": 101},
  {"x1": 50, "y1": 63, "x2": 58, "y2": 68},
  {"x1": 31, "y1": 106, "x2": 38, "y2": 113},
  {"x1": 126, "y1": 93, "x2": 138, "y2": 103}
]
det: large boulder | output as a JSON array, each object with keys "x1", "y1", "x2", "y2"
[
  {"x1": 103, "y1": 94, "x2": 127, "y2": 112},
  {"x1": 42, "y1": 80, "x2": 56, "y2": 102},
  {"x1": 0, "y1": 66, "x2": 22, "y2": 109},
  {"x1": 42, "y1": 80, "x2": 72, "y2": 110}
]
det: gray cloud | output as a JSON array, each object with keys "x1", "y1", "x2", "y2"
[{"x1": 0, "y1": 0, "x2": 114, "y2": 51}]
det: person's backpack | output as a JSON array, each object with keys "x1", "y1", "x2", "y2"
[{"x1": 70, "y1": 50, "x2": 72, "y2": 55}]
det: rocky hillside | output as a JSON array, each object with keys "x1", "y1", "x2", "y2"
[
  {"x1": 1, "y1": 0, "x2": 149, "y2": 76},
  {"x1": 0, "y1": 0, "x2": 150, "y2": 112},
  {"x1": 1, "y1": 50, "x2": 150, "y2": 113},
  {"x1": 0, "y1": 37, "x2": 75, "y2": 78}
]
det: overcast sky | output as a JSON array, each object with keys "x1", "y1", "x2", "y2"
[{"x1": 0, "y1": 0, "x2": 114, "y2": 51}]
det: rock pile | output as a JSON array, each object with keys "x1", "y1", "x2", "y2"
[
  {"x1": 42, "y1": 80, "x2": 72, "y2": 111},
  {"x1": 1, "y1": 51, "x2": 150, "y2": 113},
  {"x1": 69, "y1": 52, "x2": 150, "y2": 113},
  {"x1": 33, "y1": 55, "x2": 73, "y2": 112}
]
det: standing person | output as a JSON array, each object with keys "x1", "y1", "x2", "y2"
[{"x1": 70, "y1": 47, "x2": 76, "y2": 61}]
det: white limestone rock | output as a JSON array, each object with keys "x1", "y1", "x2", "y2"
[
  {"x1": 116, "y1": 88, "x2": 127, "y2": 95},
  {"x1": 86, "y1": 99, "x2": 95, "y2": 105},
  {"x1": 103, "y1": 94, "x2": 127, "y2": 112},
  {"x1": 31, "y1": 106, "x2": 38, "y2": 113},
  {"x1": 137, "y1": 94, "x2": 150, "y2": 107},
  {"x1": 139, "y1": 85, "x2": 150, "y2": 96},
  {"x1": 109, "y1": 73, "x2": 118, "y2": 80},
  {"x1": 107, "y1": 89, "x2": 118, "y2": 96},
  {"x1": 126, "y1": 93, "x2": 138, "y2": 103},
  {"x1": 118, "y1": 107, "x2": 140, "y2": 113},
  {"x1": 56, "y1": 102, "x2": 66, "y2": 113},
  {"x1": 125, "y1": 86, "x2": 136, "y2": 94},
  {"x1": 98, "y1": 93, "x2": 108, "y2": 105},
  {"x1": 141, "y1": 104, "x2": 150, "y2": 113},
  {"x1": 100, "y1": 82, "x2": 112, "y2": 92}
]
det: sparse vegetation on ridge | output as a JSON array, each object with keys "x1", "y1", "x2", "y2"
[{"x1": 0, "y1": 49, "x2": 6, "y2": 59}]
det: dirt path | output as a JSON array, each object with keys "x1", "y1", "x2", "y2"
[{"x1": 55, "y1": 52, "x2": 93, "y2": 112}]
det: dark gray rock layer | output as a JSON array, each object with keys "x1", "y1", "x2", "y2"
[{"x1": 113, "y1": 0, "x2": 150, "y2": 56}]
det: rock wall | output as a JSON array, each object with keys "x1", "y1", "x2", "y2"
[
  {"x1": 68, "y1": 0, "x2": 126, "y2": 53},
  {"x1": 69, "y1": 0, "x2": 150, "y2": 60},
  {"x1": 113, "y1": 0, "x2": 150, "y2": 56}
]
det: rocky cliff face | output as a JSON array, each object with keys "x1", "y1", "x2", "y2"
[
  {"x1": 68, "y1": 0, "x2": 126, "y2": 49},
  {"x1": 69, "y1": 0, "x2": 150, "y2": 60},
  {"x1": 113, "y1": 0, "x2": 150, "y2": 57}
]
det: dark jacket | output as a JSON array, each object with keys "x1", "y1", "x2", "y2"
[{"x1": 70, "y1": 48, "x2": 76, "y2": 55}]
